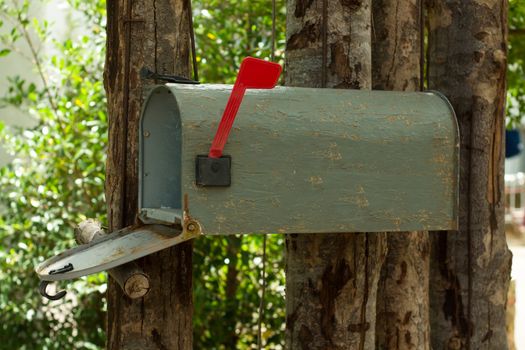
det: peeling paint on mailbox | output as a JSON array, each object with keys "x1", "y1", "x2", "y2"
[{"x1": 139, "y1": 84, "x2": 459, "y2": 235}]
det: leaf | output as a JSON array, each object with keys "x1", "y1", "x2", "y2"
[{"x1": 0, "y1": 48, "x2": 11, "y2": 57}]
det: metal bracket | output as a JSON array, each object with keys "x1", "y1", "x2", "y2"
[
  {"x1": 140, "y1": 67, "x2": 200, "y2": 84},
  {"x1": 138, "y1": 194, "x2": 203, "y2": 240}
]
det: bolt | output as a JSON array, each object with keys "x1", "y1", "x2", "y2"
[
  {"x1": 187, "y1": 223, "x2": 196, "y2": 232},
  {"x1": 144, "y1": 131, "x2": 150, "y2": 138}
]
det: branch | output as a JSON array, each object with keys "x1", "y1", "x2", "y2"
[{"x1": 75, "y1": 219, "x2": 151, "y2": 299}]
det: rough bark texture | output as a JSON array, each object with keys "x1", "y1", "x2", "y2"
[
  {"x1": 375, "y1": 233, "x2": 429, "y2": 350},
  {"x1": 285, "y1": 1, "x2": 387, "y2": 348},
  {"x1": 286, "y1": 233, "x2": 387, "y2": 349},
  {"x1": 427, "y1": 0, "x2": 512, "y2": 349},
  {"x1": 286, "y1": 0, "x2": 372, "y2": 89},
  {"x1": 372, "y1": 1, "x2": 430, "y2": 349},
  {"x1": 104, "y1": 0, "x2": 193, "y2": 348},
  {"x1": 372, "y1": 0, "x2": 421, "y2": 91}
]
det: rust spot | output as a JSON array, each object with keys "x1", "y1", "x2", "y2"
[
  {"x1": 287, "y1": 22, "x2": 319, "y2": 50},
  {"x1": 308, "y1": 176, "x2": 324, "y2": 186},
  {"x1": 433, "y1": 153, "x2": 447, "y2": 164},
  {"x1": 101, "y1": 247, "x2": 125, "y2": 264},
  {"x1": 314, "y1": 143, "x2": 343, "y2": 161},
  {"x1": 295, "y1": 0, "x2": 314, "y2": 17},
  {"x1": 385, "y1": 114, "x2": 412, "y2": 126}
]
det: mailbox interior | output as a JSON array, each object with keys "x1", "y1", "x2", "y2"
[
  {"x1": 139, "y1": 88, "x2": 183, "y2": 224},
  {"x1": 139, "y1": 85, "x2": 459, "y2": 235}
]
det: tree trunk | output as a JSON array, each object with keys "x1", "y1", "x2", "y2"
[
  {"x1": 104, "y1": 0, "x2": 193, "y2": 348},
  {"x1": 285, "y1": 1, "x2": 387, "y2": 349},
  {"x1": 372, "y1": 1, "x2": 430, "y2": 349},
  {"x1": 427, "y1": 0, "x2": 512, "y2": 348}
]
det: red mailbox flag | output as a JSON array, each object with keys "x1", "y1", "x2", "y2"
[{"x1": 208, "y1": 57, "x2": 282, "y2": 158}]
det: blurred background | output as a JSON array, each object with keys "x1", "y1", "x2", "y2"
[{"x1": 0, "y1": 0, "x2": 524, "y2": 349}]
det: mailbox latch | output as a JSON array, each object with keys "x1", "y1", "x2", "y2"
[
  {"x1": 195, "y1": 57, "x2": 282, "y2": 187},
  {"x1": 195, "y1": 155, "x2": 231, "y2": 187}
]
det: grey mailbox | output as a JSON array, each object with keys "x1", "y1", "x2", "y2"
[
  {"x1": 139, "y1": 84, "x2": 459, "y2": 234},
  {"x1": 36, "y1": 58, "x2": 459, "y2": 295}
]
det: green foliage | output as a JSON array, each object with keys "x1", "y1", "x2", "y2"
[
  {"x1": 193, "y1": 0, "x2": 286, "y2": 83},
  {"x1": 508, "y1": 0, "x2": 525, "y2": 128},
  {"x1": 193, "y1": 235, "x2": 285, "y2": 350},
  {"x1": 0, "y1": 0, "x2": 107, "y2": 348}
]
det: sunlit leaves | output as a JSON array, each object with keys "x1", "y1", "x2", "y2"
[
  {"x1": 0, "y1": 1, "x2": 107, "y2": 348},
  {"x1": 193, "y1": 0, "x2": 286, "y2": 83},
  {"x1": 508, "y1": 0, "x2": 525, "y2": 127}
]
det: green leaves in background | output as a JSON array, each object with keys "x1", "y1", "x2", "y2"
[
  {"x1": 0, "y1": 1, "x2": 107, "y2": 349},
  {"x1": 508, "y1": 0, "x2": 525, "y2": 128},
  {"x1": 193, "y1": 0, "x2": 286, "y2": 83}
]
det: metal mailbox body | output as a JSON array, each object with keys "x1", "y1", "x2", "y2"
[{"x1": 139, "y1": 84, "x2": 459, "y2": 235}]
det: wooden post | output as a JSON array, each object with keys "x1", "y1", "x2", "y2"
[
  {"x1": 427, "y1": 0, "x2": 512, "y2": 348},
  {"x1": 372, "y1": 0, "x2": 431, "y2": 348},
  {"x1": 285, "y1": 0, "x2": 387, "y2": 348},
  {"x1": 104, "y1": 0, "x2": 193, "y2": 348}
]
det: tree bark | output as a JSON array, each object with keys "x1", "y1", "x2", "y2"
[
  {"x1": 285, "y1": 1, "x2": 387, "y2": 349},
  {"x1": 427, "y1": 0, "x2": 512, "y2": 348},
  {"x1": 104, "y1": 0, "x2": 193, "y2": 348},
  {"x1": 372, "y1": 1, "x2": 430, "y2": 349}
]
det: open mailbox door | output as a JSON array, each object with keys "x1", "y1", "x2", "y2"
[{"x1": 36, "y1": 57, "x2": 459, "y2": 298}]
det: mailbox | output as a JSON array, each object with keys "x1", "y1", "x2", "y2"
[
  {"x1": 36, "y1": 57, "x2": 459, "y2": 298},
  {"x1": 139, "y1": 85, "x2": 459, "y2": 234}
]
